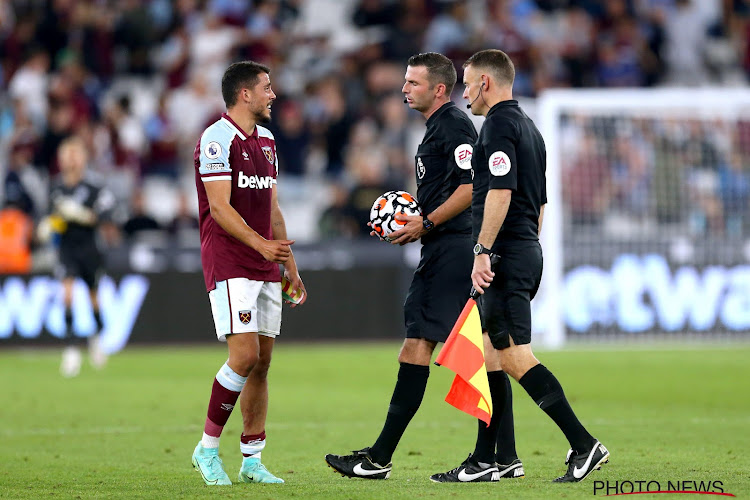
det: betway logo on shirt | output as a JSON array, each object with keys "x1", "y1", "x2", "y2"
[{"x1": 238, "y1": 171, "x2": 274, "y2": 189}]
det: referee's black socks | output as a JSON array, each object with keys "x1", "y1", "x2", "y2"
[
  {"x1": 518, "y1": 364, "x2": 595, "y2": 454},
  {"x1": 369, "y1": 362, "x2": 429, "y2": 466},
  {"x1": 472, "y1": 371, "x2": 517, "y2": 464}
]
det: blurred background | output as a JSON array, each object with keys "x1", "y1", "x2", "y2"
[{"x1": 1, "y1": 0, "x2": 750, "y2": 351}]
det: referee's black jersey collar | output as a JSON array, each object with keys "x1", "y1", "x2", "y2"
[
  {"x1": 425, "y1": 101, "x2": 457, "y2": 128},
  {"x1": 487, "y1": 99, "x2": 519, "y2": 118}
]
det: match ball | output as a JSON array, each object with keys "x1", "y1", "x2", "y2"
[{"x1": 369, "y1": 190, "x2": 421, "y2": 241}]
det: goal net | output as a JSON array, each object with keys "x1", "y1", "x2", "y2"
[{"x1": 534, "y1": 89, "x2": 750, "y2": 347}]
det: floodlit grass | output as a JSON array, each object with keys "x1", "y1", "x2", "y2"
[{"x1": 1, "y1": 342, "x2": 748, "y2": 499}]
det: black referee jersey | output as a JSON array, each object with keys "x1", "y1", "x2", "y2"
[
  {"x1": 415, "y1": 101, "x2": 477, "y2": 242},
  {"x1": 471, "y1": 100, "x2": 547, "y2": 247}
]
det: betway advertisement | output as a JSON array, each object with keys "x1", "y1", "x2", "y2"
[
  {"x1": 557, "y1": 253, "x2": 750, "y2": 334},
  {"x1": 0, "y1": 275, "x2": 150, "y2": 353},
  {"x1": 1, "y1": 247, "x2": 748, "y2": 352}
]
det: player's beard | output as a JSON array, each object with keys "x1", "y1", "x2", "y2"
[{"x1": 254, "y1": 106, "x2": 272, "y2": 124}]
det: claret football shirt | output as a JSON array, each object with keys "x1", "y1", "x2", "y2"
[{"x1": 194, "y1": 113, "x2": 281, "y2": 291}]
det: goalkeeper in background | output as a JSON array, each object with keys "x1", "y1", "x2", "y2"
[{"x1": 47, "y1": 137, "x2": 117, "y2": 377}]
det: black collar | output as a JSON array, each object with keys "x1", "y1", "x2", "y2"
[
  {"x1": 486, "y1": 100, "x2": 518, "y2": 118},
  {"x1": 426, "y1": 101, "x2": 456, "y2": 128}
]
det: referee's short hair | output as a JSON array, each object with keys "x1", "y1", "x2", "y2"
[
  {"x1": 463, "y1": 49, "x2": 515, "y2": 88},
  {"x1": 407, "y1": 52, "x2": 457, "y2": 95},
  {"x1": 222, "y1": 61, "x2": 271, "y2": 108}
]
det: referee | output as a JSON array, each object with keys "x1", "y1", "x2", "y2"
[
  {"x1": 437, "y1": 49, "x2": 609, "y2": 483},
  {"x1": 325, "y1": 52, "x2": 520, "y2": 481}
]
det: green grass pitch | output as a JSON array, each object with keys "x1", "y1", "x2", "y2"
[{"x1": 1, "y1": 342, "x2": 748, "y2": 499}]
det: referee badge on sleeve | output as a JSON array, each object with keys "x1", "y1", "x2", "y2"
[
  {"x1": 489, "y1": 151, "x2": 511, "y2": 176},
  {"x1": 454, "y1": 144, "x2": 473, "y2": 170}
]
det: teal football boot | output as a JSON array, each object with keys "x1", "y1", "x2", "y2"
[
  {"x1": 192, "y1": 443, "x2": 232, "y2": 486},
  {"x1": 238, "y1": 457, "x2": 284, "y2": 484}
]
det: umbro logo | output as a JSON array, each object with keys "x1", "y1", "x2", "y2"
[
  {"x1": 221, "y1": 403, "x2": 234, "y2": 411},
  {"x1": 242, "y1": 151, "x2": 249, "y2": 160}
]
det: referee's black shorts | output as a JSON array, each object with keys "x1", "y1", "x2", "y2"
[
  {"x1": 480, "y1": 240, "x2": 543, "y2": 350},
  {"x1": 55, "y1": 245, "x2": 103, "y2": 289},
  {"x1": 404, "y1": 233, "x2": 473, "y2": 343}
]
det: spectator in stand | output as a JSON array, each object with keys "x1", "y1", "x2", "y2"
[
  {"x1": 122, "y1": 188, "x2": 160, "y2": 240},
  {"x1": 35, "y1": 101, "x2": 75, "y2": 175},
  {"x1": 340, "y1": 119, "x2": 393, "y2": 236},
  {"x1": 143, "y1": 94, "x2": 180, "y2": 179},
  {"x1": 8, "y1": 46, "x2": 50, "y2": 129},
  {"x1": 313, "y1": 78, "x2": 356, "y2": 179},
  {"x1": 167, "y1": 192, "x2": 199, "y2": 236},
  {"x1": 422, "y1": 0, "x2": 476, "y2": 59},
  {"x1": 611, "y1": 133, "x2": 652, "y2": 219},
  {"x1": 718, "y1": 152, "x2": 750, "y2": 236},
  {"x1": 0, "y1": 198, "x2": 33, "y2": 275},
  {"x1": 563, "y1": 134, "x2": 613, "y2": 226},
  {"x1": 662, "y1": 0, "x2": 715, "y2": 85},
  {"x1": 270, "y1": 99, "x2": 309, "y2": 177},
  {"x1": 4, "y1": 140, "x2": 43, "y2": 218}
]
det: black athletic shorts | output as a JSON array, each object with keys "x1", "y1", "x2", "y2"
[
  {"x1": 404, "y1": 233, "x2": 473, "y2": 343},
  {"x1": 55, "y1": 245, "x2": 103, "y2": 289},
  {"x1": 480, "y1": 240, "x2": 543, "y2": 350}
]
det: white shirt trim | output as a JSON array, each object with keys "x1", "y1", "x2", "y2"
[
  {"x1": 257, "y1": 125, "x2": 274, "y2": 140},
  {"x1": 202, "y1": 175, "x2": 232, "y2": 182},
  {"x1": 220, "y1": 117, "x2": 246, "y2": 141}
]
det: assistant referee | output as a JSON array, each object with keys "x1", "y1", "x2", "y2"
[{"x1": 457, "y1": 49, "x2": 609, "y2": 483}]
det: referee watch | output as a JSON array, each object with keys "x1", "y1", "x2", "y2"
[
  {"x1": 473, "y1": 243, "x2": 492, "y2": 256},
  {"x1": 422, "y1": 217, "x2": 435, "y2": 232}
]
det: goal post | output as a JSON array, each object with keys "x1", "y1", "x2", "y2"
[{"x1": 535, "y1": 88, "x2": 750, "y2": 348}]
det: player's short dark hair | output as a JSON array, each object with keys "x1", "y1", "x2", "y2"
[
  {"x1": 407, "y1": 52, "x2": 457, "y2": 95},
  {"x1": 463, "y1": 49, "x2": 515, "y2": 87},
  {"x1": 221, "y1": 61, "x2": 271, "y2": 108}
]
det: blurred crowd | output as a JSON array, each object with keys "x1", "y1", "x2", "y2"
[
  {"x1": 562, "y1": 113, "x2": 750, "y2": 238},
  {"x1": 1, "y1": 0, "x2": 749, "y2": 264}
]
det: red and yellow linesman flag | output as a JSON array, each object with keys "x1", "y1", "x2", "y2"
[{"x1": 435, "y1": 297, "x2": 493, "y2": 426}]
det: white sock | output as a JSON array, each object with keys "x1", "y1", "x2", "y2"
[{"x1": 201, "y1": 432, "x2": 220, "y2": 449}]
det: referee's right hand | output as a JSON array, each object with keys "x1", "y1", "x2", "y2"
[{"x1": 471, "y1": 254, "x2": 495, "y2": 294}]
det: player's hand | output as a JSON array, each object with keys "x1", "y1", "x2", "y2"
[
  {"x1": 283, "y1": 268, "x2": 307, "y2": 307},
  {"x1": 259, "y1": 239, "x2": 294, "y2": 264},
  {"x1": 471, "y1": 253, "x2": 494, "y2": 294},
  {"x1": 56, "y1": 197, "x2": 96, "y2": 225},
  {"x1": 387, "y1": 214, "x2": 425, "y2": 246}
]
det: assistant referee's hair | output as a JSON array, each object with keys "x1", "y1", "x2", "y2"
[
  {"x1": 222, "y1": 61, "x2": 271, "y2": 108},
  {"x1": 407, "y1": 52, "x2": 457, "y2": 95},
  {"x1": 463, "y1": 49, "x2": 515, "y2": 87}
]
